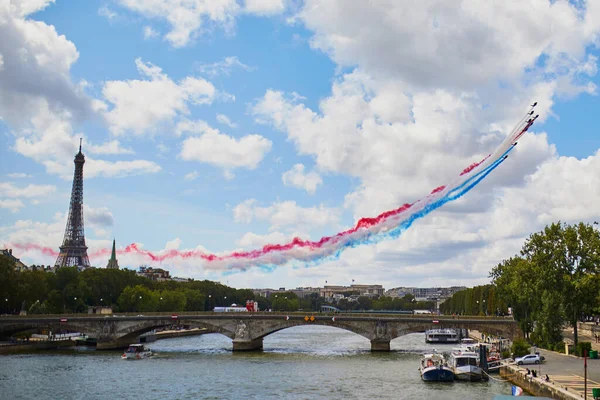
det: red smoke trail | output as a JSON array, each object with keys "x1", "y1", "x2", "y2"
[{"x1": 6, "y1": 107, "x2": 538, "y2": 266}]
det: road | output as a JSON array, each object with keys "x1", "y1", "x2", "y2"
[{"x1": 512, "y1": 348, "x2": 600, "y2": 398}]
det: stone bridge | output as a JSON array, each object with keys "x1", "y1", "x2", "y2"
[{"x1": 0, "y1": 313, "x2": 521, "y2": 351}]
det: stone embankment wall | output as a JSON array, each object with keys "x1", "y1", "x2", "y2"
[{"x1": 500, "y1": 365, "x2": 579, "y2": 400}]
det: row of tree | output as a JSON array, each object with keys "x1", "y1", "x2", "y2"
[
  {"x1": 0, "y1": 259, "x2": 268, "y2": 314},
  {"x1": 490, "y1": 222, "x2": 600, "y2": 349},
  {"x1": 269, "y1": 290, "x2": 434, "y2": 312},
  {"x1": 439, "y1": 284, "x2": 509, "y2": 316},
  {"x1": 441, "y1": 222, "x2": 600, "y2": 351}
]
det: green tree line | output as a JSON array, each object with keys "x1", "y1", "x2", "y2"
[
  {"x1": 0, "y1": 258, "x2": 269, "y2": 314},
  {"x1": 490, "y1": 222, "x2": 600, "y2": 350},
  {"x1": 439, "y1": 284, "x2": 508, "y2": 316},
  {"x1": 441, "y1": 222, "x2": 600, "y2": 352}
]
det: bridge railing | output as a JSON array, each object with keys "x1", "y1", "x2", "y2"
[{"x1": 0, "y1": 311, "x2": 515, "y2": 320}]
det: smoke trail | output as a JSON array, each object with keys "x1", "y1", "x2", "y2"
[{"x1": 5, "y1": 107, "x2": 537, "y2": 271}]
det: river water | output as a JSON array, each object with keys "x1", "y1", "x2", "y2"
[{"x1": 0, "y1": 326, "x2": 515, "y2": 399}]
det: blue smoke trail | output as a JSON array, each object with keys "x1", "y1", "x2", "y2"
[{"x1": 255, "y1": 149, "x2": 511, "y2": 273}]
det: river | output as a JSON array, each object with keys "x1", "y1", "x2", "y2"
[{"x1": 0, "y1": 326, "x2": 515, "y2": 399}]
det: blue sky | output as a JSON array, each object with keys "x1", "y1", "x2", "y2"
[{"x1": 1, "y1": 0, "x2": 600, "y2": 290}]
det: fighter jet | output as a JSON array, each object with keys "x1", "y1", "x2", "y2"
[{"x1": 531, "y1": 102, "x2": 537, "y2": 107}]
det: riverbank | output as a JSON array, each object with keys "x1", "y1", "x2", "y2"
[{"x1": 0, "y1": 339, "x2": 74, "y2": 354}]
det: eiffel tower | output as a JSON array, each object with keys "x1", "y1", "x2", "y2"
[{"x1": 55, "y1": 139, "x2": 91, "y2": 269}]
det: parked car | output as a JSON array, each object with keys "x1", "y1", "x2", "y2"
[{"x1": 515, "y1": 354, "x2": 543, "y2": 365}]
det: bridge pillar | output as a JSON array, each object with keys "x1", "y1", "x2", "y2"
[
  {"x1": 370, "y1": 339, "x2": 390, "y2": 352},
  {"x1": 232, "y1": 337, "x2": 263, "y2": 351}
]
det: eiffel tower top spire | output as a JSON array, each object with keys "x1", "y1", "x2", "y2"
[
  {"x1": 106, "y1": 238, "x2": 119, "y2": 269},
  {"x1": 55, "y1": 139, "x2": 91, "y2": 269}
]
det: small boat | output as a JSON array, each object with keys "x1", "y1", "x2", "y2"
[
  {"x1": 121, "y1": 344, "x2": 153, "y2": 360},
  {"x1": 419, "y1": 352, "x2": 454, "y2": 382},
  {"x1": 74, "y1": 335, "x2": 97, "y2": 347},
  {"x1": 486, "y1": 359, "x2": 503, "y2": 373},
  {"x1": 448, "y1": 350, "x2": 485, "y2": 381},
  {"x1": 425, "y1": 328, "x2": 460, "y2": 343}
]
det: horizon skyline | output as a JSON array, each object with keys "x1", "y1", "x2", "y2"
[{"x1": 2, "y1": 1, "x2": 600, "y2": 290}]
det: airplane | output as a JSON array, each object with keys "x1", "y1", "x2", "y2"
[{"x1": 531, "y1": 102, "x2": 537, "y2": 107}]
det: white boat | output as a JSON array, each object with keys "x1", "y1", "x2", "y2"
[
  {"x1": 121, "y1": 344, "x2": 153, "y2": 360},
  {"x1": 419, "y1": 352, "x2": 454, "y2": 382},
  {"x1": 448, "y1": 350, "x2": 485, "y2": 381},
  {"x1": 425, "y1": 328, "x2": 460, "y2": 343}
]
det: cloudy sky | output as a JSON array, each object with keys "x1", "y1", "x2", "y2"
[{"x1": 1, "y1": 0, "x2": 600, "y2": 290}]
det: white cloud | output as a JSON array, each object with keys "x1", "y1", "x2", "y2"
[
  {"x1": 10, "y1": 0, "x2": 55, "y2": 17},
  {"x1": 237, "y1": 230, "x2": 303, "y2": 249},
  {"x1": 103, "y1": 58, "x2": 216, "y2": 136},
  {"x1": 282, "y1": 163, "x2": 322, "y2": 194},
  {"x1": 298, "y1": 0, "x2": 600, "y2": 93},
  {"x1": 197, "y1": 56, "x2": 252, "y2": 77},
  {"x1": 0, "y1": 180, "x2": 55, "y2": 213},
  {"x1": 223, "y1": 170, "x2": 235, "y2": 180},
  {"x1": 156, "y1": 143, "x2": 169, "y2": 154},
  {"x1": 98, "y1": 5, "x2": 118, "y2": 20},
  {"x1": 233, "y1": 199, "x2": 340, "y2": 231},
  {"x1": 0, "y1": 1, "x2": 94, "y2": 127},
  {"x1": 115, "y1": 0, "x2": 240, "y2": 48},
  {"x1": 176, "y1": 119, "x2": 219, "y2": 136},
  {"x1": 85, "y1": 206, "x2": 114, "y2": 227},
  {"x1": 11, "y1": 103, "x2": 161, "y2": 179},
  {"x1": 216, "y1": 114, "x2": 237, "y2": 128},
  {"x1": 165, "y1": 237, "x2": 182, "y2": 250},
  {"x1": 0, "y1": 182, "x2": 56, "y2": 198},
  {"x1": 184, "y1": 171, "x2": 199, "y2": 181},
  {"x1": 0, "y1": 199, "x2": 25, "y2": 213},
  {"x1": 86, "y1": 140, "x2": 135, "y2": 155},
  {"x1": 7, "y1": 173, "x2": 32, "y2": 179},
  {"x1": 244, "y1": 0, "x2": 284, "y2": 16},
  {"x1": 143, "y1": 25, "x2": 159, "y2": 39},
  {"x1": 179, "y1": 121, "x2": 272, "y2": 172},
  {"x1": 85, "y1": 159, "x2": 161, "y2": 178},
  {"x1": 115, "y1": 0, "x2": 285, "y2": 48}
]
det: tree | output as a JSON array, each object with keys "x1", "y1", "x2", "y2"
[
  {"x1": 117, "y1": 285, "x2": 158, "y2": 312},
  {"x1": 491, "y1": 222, "x2": 600, "y2": 349}
]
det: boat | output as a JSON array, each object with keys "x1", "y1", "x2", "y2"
[
  {"x1": 419, "y1": 352, "x2": 454, "y2": 382},
  {"x1": 73, "y1": 335, "x2": 97, "y2": 347},
  {"x1": 425, "y1": 328, "x2": 460, "y2": 343},
  {"x1": 448, "y1": 350, "x2": 485, "y2": 381},
  {"x1": 486, "y1": 359, "x2": 503, "y2": 373},
  {"x1": 121, "y1": 344, "x2": 153, "y2": 360}
]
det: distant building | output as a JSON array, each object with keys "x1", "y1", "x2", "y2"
[
  {"x1": 320, "y1": 284, "x2": 384, "y2": 299},
  {"x1": 106, "y1": 239, "x2": 119, "y2": 269},
  {"x1": 1, "y1": 249, "x2": 28, "y2": 271},
  {"x1": 253, "y1": 284, "x2": 384, "y2": 299},
  {"x1": 137, "y1": 266, "x2": 171, "y2": 281},
  {"x1": 290, "y1": 287, "x2": 320, "y2": 299},
  {"x1": 252, "y1": 288, "x2": 276, "y2": 298},
  {"x1": 385, "y1": 286, "x2": 468, "y2": 301}
]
